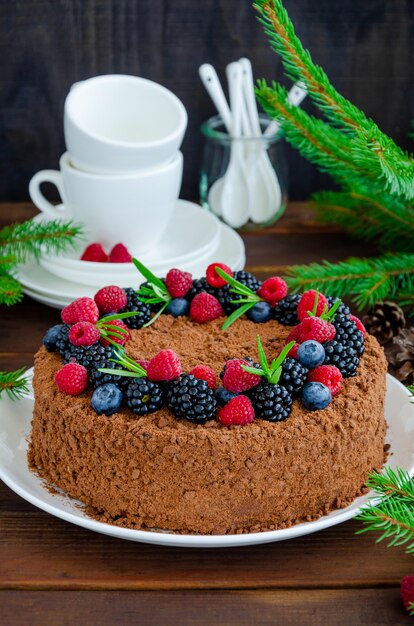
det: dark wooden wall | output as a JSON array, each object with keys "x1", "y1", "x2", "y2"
[{"x1": 1, "y1": 0, "x2": 413, "y2": 203}]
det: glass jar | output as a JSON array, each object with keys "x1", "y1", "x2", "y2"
[{"x1": 200, "y1": 114, "x2": 288, "y2": 231}]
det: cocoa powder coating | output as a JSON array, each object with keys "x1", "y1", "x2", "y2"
[{"x1": 28, "y1": 316, "x2": 387, "y2": 534}]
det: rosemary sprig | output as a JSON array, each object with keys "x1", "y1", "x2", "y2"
[
  {"x1": 132, "y1": 257, "x2": 171, "y2": 326},
  {"x1": 242, "y1": 336, "x2": 295, "y2": 384},
  {"x1": 215, "y1": 267, "x2": 262, "y2": 330},
  {"x1": 0, "y1": 367, "x2": 30, "y2": 401},
  {"x1": 98, "y1": 347, "x2": 147, "y2": 379}
]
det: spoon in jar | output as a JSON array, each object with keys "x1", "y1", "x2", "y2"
[{"x1": 219, "y1": 62, "x2": 251, "y2": 228}]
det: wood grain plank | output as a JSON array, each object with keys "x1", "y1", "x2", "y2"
[
  {"x1": 0, "y1": 491, "x2": 411, "y2": 589},
  {"x1": 1, "y1": 589, "x2": 411, "y2": 626}
]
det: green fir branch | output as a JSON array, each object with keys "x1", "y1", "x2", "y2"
[
  {"x1": 255, "y1": 81, "x2": 378, "y2": 190},
  {"x1": 311, "y1": 189, "x2": 414, "y2": 253},
  {"x1": 254, "y1": 0, "x2": 414, "y2": 200},
  {"x1": 356, "y1": 469, "x2": 414, "y2": 554},
  {"x1": 0, "y1": 219, "x2": 83, "y2": 264},
  {"x1": 285, "y1": 254, "x2": 414, "y2": 310},
  {"x1": 0, "y1": 368, "x2": 30, "y2": 400},
  {"x1": 0, "y1": 272, "x2": 24, "y2": 306}
]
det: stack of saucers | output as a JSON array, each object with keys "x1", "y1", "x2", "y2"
[{"x1": 17, "y1": 200, "x2": 245, "y2": 309}]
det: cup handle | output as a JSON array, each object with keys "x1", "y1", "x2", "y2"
[{"x1": 28, "y1": 170, "x2": 68, "y2": 220}]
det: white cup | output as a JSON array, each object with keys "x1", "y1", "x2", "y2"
[
  {"x1": 28, "y1": 151, "x2": 183, "y2": 255},
  {"x1": 64, "y1": 74, "x2": 188, "y2": 174}
]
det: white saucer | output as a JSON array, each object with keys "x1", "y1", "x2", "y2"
[
  {"x1": 17, "y1": 221, "x2": 245, "y2": 308},
  {"x1": 39, "y1": 200, "x2": 221, "y2": 286},
  {"x1": 0, "y1": 372, "x2": 413, "y2": 548}
]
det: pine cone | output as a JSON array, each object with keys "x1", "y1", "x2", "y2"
[
  {"x1": 362, "y1": 301, "x2": 406, "y2": 344},
  {"x1": 386, "y1": 327, "x2": 414, "y2": 385}
]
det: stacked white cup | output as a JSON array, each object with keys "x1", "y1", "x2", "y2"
[{"x1": 29, "y1": 75, "x2": 187, "y2": 255}]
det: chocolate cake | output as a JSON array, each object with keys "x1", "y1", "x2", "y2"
[{"x1": 28, "y1": 266, "x2": 388, "y2": 534}]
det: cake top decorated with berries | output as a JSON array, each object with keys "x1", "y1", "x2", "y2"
[{"x1": 42, "y1": 260, "x2": 367, "y2": 426}]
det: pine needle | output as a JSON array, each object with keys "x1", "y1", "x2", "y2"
[
  {"x1": 0, "y1": 272, "x2": 24, "y2": 306},
  {"x1": 254, "y1": 0, "x2": 414, "y2": 200},
  {"x1": 285, "y1": 254, "x2": 414, "y2": 310},
  {"x1": 356, "y1": 469, "x2": 414, "y2": 554},
  {"x1": 0, "y1": 219, "x2": 83, "y2": 264},
  {"x1": 0, "y1": 368, "x2": 30, "y2": 401}
]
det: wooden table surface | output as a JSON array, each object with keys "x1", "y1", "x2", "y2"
[{"x1": 1, "y1": 202, "x2": 411, "y2": 626}]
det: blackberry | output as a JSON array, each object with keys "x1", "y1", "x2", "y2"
[
  {"x1": 332, "y1": 313, "x2": 365, "y2": 356},
  {"x1": 126, "y1": 377, "x2": 164, "y2": 415},
  {"x1": 249, "y1": 381, "x2": 293, "y2": 422},
  {"x1": 323, "y1": 340, "x2": 360, "y2": 377},
  {"x1": 327, "y1": 296, "x2": 350, "y2": 316},
  {"x1": 63, "y1": 343, "x2": 112, "y2": 368},
  {"x1": 274, "y1": 294, "x2": 300, "y2": 326},
  {"x1": 121, "y1": 287, "x2": 151, "y2": 329},
  {"x1": 63, "y1": 343, "x2": 130, "y2": 390},
  {"x1": 233, "y1": 270, "x2": 262, "y2": 293},
  {"x1": 55, "y1": 324, "x2": 70, "y2": 357},
  {"x1": 89, "y1": 359, "x2": 131, "y2": 391},
  {"x1": 166, "y1": 374, "x2": 217, "y2": 423},
  {"x1": 187, "y1": 277, "x2": 208, "y2": 300},
  {"x1": 279, "y1": 357, "x2": 309, "y2": 396}
]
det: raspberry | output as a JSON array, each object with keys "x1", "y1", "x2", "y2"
[
  {"x1": 81, "y1": 243, "x2": 108, "y2": 262},
  {"x1": 287, "y1": 342, "x2": 300, "y2": 359},
  {"x1": 297, "y1": 290, "x2": 329, "y2": 322},
  {"x1": 136, "y1": 359, "x2": 150, "y2": 371},
  {"x1": 55, "y1": 363, "x2": 88, "y2": 395},
  {"x1": 296, "y1": 317, "x2": 336, "y2": 343},
  {"x1": 308, "y1": 365, "x2": 343, "y2": 396},
  {"x1": 286, "y1": 325, "x2": 303, "y2": 343},
  {"x1": 206, "y1": 262, "x2": 233, "y2": 288},
  {"x1": 100, "y1": 319, "x2": 130, "y2": 346},
  {"x1": 108, "y1": 243, "x2": 132, "y2": 263},
  {"x1": 349, "y1": 314, "x2": 366, "y2": 335},
  {"x1": 190, "y1": 292, "x2": 223, "y2": 323},
  {"x1": 165, "y1": 268, "x2": 193, "y2": 298},
  {"x1": 190, "y1": 365, "x2": 217, "y2": 389},
  {"x1": 222, "y1": 358, "x2": 261, "y2": 393},
  {"x1": 257, "y1": 276, "x2": 288, "y2": 305},
  {"x1": 69, "y1": 321, "x2": 100, "y2": 347},
  {"x1": 94, "y1": 285, "x2": 127, "y2": 314},
  {"x1": 401, "y1": 576, "x2": 414, "y2": 612},
  {"x1": 146, "y1": 349, "x2": 182, "y2": 382},
  {"x1": 61, "y1": 297, "x2": 99, "y2": 324},
  {"x1": 218, "y1": 395, "x2": 255, "y2": 426}
]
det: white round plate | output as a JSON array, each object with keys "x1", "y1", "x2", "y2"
[
  {"x1": 17, "y1": 221, "x2": 245, "y2": 307},
  {"x1": 22, "y1": 287, "x2": 70, "y2": 310},
  {"x1": 38, "y1": 200, "x2": 221, "y2": 286},
  {"x1": 0, "y1": 372, "x2": 413, "y2": 548}
]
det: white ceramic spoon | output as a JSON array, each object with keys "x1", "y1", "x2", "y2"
[
  {"x1": 199, "y1": 63, "x2": 233, "y2": 217},
  {"x1": 239, "y1": 57, "x2": 282, "y2": 224},
  {"x1": 219, "y1": 62, "x2": 250, "y2": 228},
  {"x1": 263, "y1": 82, "x2": 307, "y2": 138}
]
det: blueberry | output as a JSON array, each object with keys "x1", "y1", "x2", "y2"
[
  {"x1": 301, "y1": 382, "x2": 332, "y2": 411},
  {"x1": 43, "y1": 324, "x2": 66, "y2": 352},
  {"x1": 246, "y1": 301, "x2": 273, "y2": 323},
  {"x1": 297, "y1": 340, "x2": 325, "y2": 368},
  {"x1": 91, "y1": 383, "x2": 123, "y2": 416},
  {"x1": 215, "y1": 386, "x2": 239, "y2": 407},
  {"x1": 165, "y1": 298, "x2": 189, "y2": 317}
]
